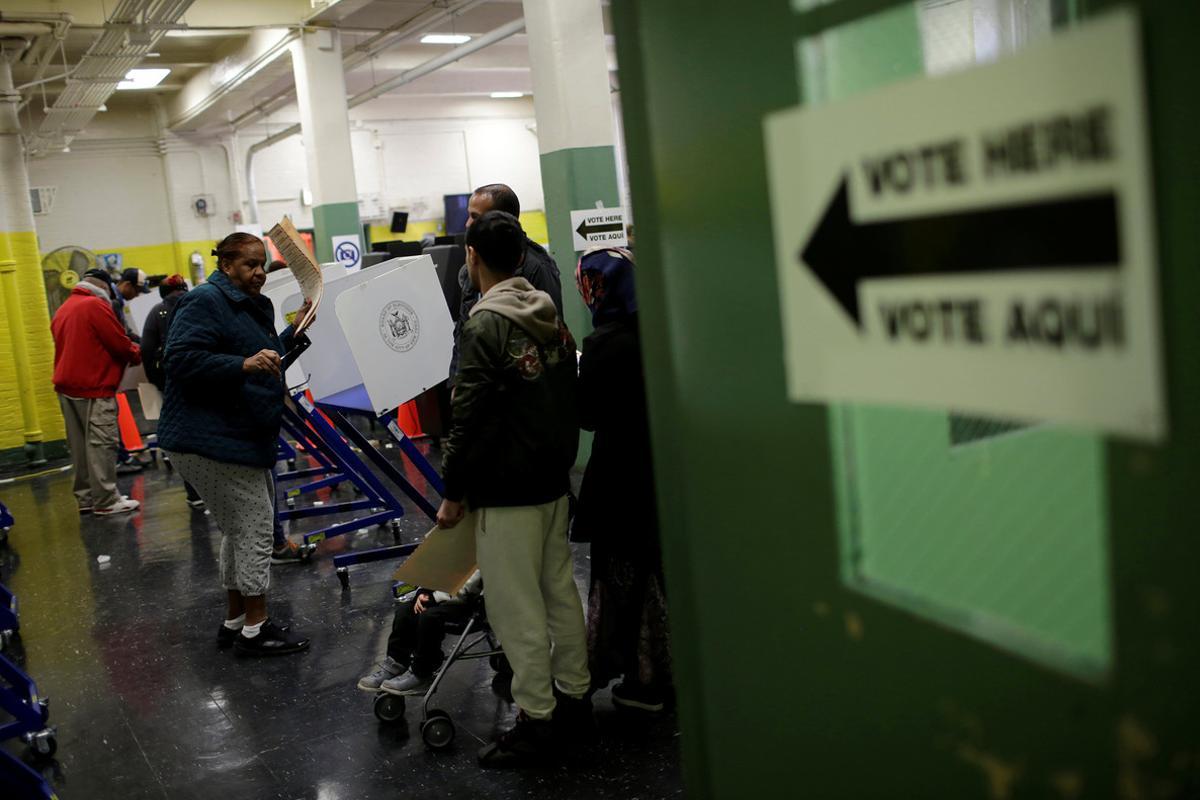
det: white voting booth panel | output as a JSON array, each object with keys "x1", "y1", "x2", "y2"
[
  {"x1": 126, "y1": 292, "x2": 160, "y2": 337},
  {"x1": 335, "y1": 255, "x2": 455, "y2": 416},
  {"x1": 263, "y1": 263, "x2": 345, "y2": 389}
]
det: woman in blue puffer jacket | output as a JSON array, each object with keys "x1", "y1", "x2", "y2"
[{"x1": 159, "y1": 231, "x2": 312, "y2": 657}]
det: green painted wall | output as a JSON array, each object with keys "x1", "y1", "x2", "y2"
[{"x1": 612, "y1": 0, "x2": 1200, "y2": 797}]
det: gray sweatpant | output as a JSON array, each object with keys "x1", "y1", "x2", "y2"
[
  {"x1": 166, "y1": 450, "x2": 274, "y2": 596},
  {"x1": 59, "y1": 394, "x2": 121, "y2": 510}
]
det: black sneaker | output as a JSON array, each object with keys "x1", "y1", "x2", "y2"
[
  {"x1": 477, "y1": 713, "x2": 559, "y2": 768},
  {"x1": 611, "y1": 681, "x2": 666, "y2": 712},
  {"x1": 553, "y1": 688, "x2": 597, "y2": 744},
  {"x1": 217, "y1": 620, "x2": 290, "y2": 649},
  {"x1": 233, "y1": 620, "x2": 309, "y2": 657}
]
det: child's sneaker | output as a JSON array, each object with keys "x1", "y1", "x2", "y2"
[
  {"x1": 357, "y1": 657, "x2": 405, "y2": 692},
  {"x1": 380, "y1": 669, "x2": 433, "y2": 696}
]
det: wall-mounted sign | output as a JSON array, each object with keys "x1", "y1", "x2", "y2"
[
  {"x1": 570, "y1": 206, "x2": 627, "y2": 250},
  {"x1": 763, "y1": 11, "x2": 1164, "y2": 441},
  {"x1": 332, "y1": 234, "x2": 362, "y2": 272}
]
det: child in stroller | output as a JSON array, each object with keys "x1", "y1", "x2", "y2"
[{"x1": 358, "y1": 571, "x2": 484, "y2": 696}]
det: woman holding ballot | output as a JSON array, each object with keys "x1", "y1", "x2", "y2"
[{"x1": 158, "y1": 232, "x2": 313, "y2": 657}]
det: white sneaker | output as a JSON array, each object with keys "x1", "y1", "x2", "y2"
[
  {"x1": 380, "y1": 669, "x2": 433, "y2": 696},
  {"x1": 94, "y1": 497, "x2": 140, "y2": 516}
]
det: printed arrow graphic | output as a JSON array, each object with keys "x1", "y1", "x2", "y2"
[
  {"x1": 800, "y1": 177, "x2": 1120, "y2": 327},
  {"x1": 576, "y1": 219, "x2": 623, "y2": 238}
]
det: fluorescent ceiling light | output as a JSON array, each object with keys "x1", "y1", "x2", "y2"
[
  {"x1": 164, "y1": 28, "x2": 233, "y2": 37},
  {"x1": 490, "y1": 91, "x2": 524, "y2": 99},
  {"x1": 117, "y1": 68, "x2": 170, "y2": 90},
  {"x1": 420, "y1": 33, "x2": 471, "y2": 45}
]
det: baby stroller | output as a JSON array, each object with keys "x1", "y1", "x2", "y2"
[{"x1": 373, "y1": 599, "x2": 512, "y2": 750}]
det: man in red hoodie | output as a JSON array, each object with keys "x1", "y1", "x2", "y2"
[{"x1": 51, "y1": 274, "x2": 143, "y2": 516}]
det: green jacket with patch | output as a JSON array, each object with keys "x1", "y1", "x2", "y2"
[{"x1": 441, "y1": 277, "x2": 579, "y2": 509}]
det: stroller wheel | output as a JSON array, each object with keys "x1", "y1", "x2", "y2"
[
  {"x1": 421, "y1": 710, "x2": 455, "y2": 750},
  {"x1": 374, "y1": 693, "x2": 406, "y2": 723}
]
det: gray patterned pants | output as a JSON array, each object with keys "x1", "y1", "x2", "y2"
[{"x1": 165, "y1": 450, "x2": 274, "y2": 596}]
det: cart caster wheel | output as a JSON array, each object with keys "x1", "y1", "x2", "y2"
[
  {"x1": 288, "y1": 459, "x2": 297, "y2": 471},
  {"x1": 374, "y1": 693, "x2": 406, "y2": 723},
  {"x1": 389, "y1": 521, "x2": 401, "y2": 543},
  {"x1": 300, "y1": 543, "x2": 317, "y2": 562},
  {"x1": 421, "y1": 710, "x2": 455, "y2": 750},
  {"x1": 163, "y1": 459, "x2": 173, "y2": 474},
  {"x1": 336, "y1": 567, "x2": 350, "y2": 589},
  {"x1": 26, "y1": 729, "x2": 56, "y2": 759},
  {"x1": 0, "y1": 629, "x2": 13, "y2": 650},
  {"x1": 286, "y1": 497, "x2": 296, "y2": 510},
  {"x1": 489, "y1": 653, "x2": 512, "y2": 676}
]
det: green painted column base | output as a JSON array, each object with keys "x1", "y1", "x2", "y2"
[
  {"x1": 539, "y1": 145, "x2": 622, "y2": 466},
  {"x1": 539, "y1": 145, "x2": 622, "y2": 339},
  {"x1": 312, "y1": 201, "x2": 363, "y2": 265}
]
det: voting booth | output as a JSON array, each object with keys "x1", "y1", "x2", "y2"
[{"x1": 270, "y1": 255, "x2": 454, "y2": 585}]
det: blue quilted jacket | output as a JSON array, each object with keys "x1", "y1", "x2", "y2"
[{"x1": 158, "y1": 270, "x2": 294, "y2": 468}]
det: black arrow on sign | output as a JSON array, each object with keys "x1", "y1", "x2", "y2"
[
  {"x1": 576, "y1": 219, "x2": 623, "y2": 239},
  {"x1": 800, "y1": 176, "x2": 1120, "y2": 328}
]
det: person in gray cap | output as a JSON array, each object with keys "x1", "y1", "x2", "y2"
[{"x1": 114, "y1": 267, "x2": 151, "y2": 343}]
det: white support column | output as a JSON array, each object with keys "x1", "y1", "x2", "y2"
[
  {"x1": 521, "y1": 0, "x2": 622, "y2": 337},
  {"x1": 291, "y1": 28, "x2": 363, "y2": 267}
]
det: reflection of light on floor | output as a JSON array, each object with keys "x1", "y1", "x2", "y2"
[{"x1": 317, "y1": 782, "x2": 344, "y2": 800}]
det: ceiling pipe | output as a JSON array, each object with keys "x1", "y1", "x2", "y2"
[
  {"x1": 27, "y1": 0, "x2": 197, "y2": 156},
  {"x1": 167, "y1": 28, "x2": 301, "y2": 129},
  {"x1": 244, "y1": 15, "x2": 525, "y2": 225},
  {"x1": 1, "y1": 12, "x2": 73, "y2": 110},
  {"x1": 229, "y1": 0, "x2": 487, "y2": 132}
]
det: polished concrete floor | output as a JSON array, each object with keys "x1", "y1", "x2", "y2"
[{"x1": 0, "y1": 438, "x2": 683, "y2": 799}]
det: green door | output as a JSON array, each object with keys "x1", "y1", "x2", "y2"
[{"x1": 613, "y1": 0, "x2": 1199, "y2": 797}]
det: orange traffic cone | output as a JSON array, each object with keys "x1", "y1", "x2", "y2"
[
  {"x1": 395, "y1": 400, "x2": 424, "y2": 437},
  {"x1": 116, "y1": 393, "x2": 145, "y2": 451}
]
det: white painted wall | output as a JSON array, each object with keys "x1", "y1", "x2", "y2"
[
  {"x1": 241, "y1": 100, "x2": 545, "y2": 226},
  {"x1": 27, "y1": 98, "x2": 547, "y2": 255}
]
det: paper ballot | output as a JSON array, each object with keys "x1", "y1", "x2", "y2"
[
  {"x1": 393, "y1": 515, "x2": 478, "y2": 595},
  {"x1": 266, "y1": 216, "x2": 322, "y2": 331}
]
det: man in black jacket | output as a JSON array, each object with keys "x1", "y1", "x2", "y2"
[
  {"x1": 449, "y1": 183, "x2": 563, "y2": 381},
  {"x1": 437, "y1": 211, "x2": 590, "y2": 768},
  {"x1": 141, "y1": 275, "x2": 205, "y2": 507}
]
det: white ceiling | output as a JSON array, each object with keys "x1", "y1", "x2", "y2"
[{"x1": 4, "y1": 0, "x2": 614, "y2": 142}]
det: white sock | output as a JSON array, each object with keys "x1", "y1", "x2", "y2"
[
  {"x1": 241, "y1": 620, "x2": 264, "y2": 639},
  {"x1": 223, "y1": 614, "x2": 245, "y2": 631}
]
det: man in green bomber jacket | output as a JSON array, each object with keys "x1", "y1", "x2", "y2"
[{"x1": 436, "y1": 210, "x2": 592, "y2": 768}]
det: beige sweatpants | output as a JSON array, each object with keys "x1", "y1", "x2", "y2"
[
  {"x1": 59, "y1": 394, "x2": 121, "y2": 510},
  {"x1": 474, "y1": 495, "x2": 591, "y2": 720}
]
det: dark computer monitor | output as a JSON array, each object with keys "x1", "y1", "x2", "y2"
[
  {"x1": 434, "y1": 234, "x2": 464, "y2": 247},
  {"x1": 385, "y1": 240, "x2": 424, "y2": 258},
  {"x1": 443, "y1": 193, "x2": 471, "y2": 234}
]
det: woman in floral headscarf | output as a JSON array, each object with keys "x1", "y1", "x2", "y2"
[{"x1": 573, "y1": 247, "x2": 672, "y2": 712}]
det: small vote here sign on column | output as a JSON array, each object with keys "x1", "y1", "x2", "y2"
[{"x1": 763, "y1": 10, "x2": 1164, "y2": 441}]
